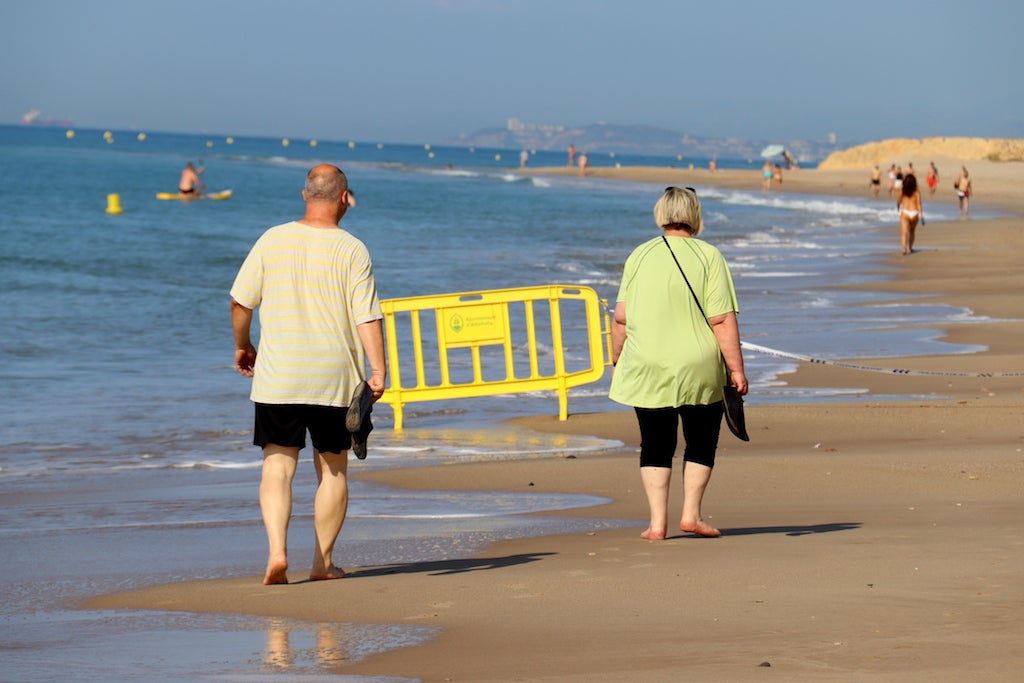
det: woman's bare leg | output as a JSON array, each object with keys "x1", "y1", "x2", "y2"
[
  {"x1": 680, "y1": 461, "x2": 720, "y2": 537},
  {"x1": 640, "y1": 466, "x2": 671, "y2": 540}
]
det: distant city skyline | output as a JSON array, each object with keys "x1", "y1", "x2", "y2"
[{"x1": 3, "y1": 1, "x2": 1021, "y2": 147}]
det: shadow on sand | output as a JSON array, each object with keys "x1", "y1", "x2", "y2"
[
  {"x1": 671, "y1": 521, "x2": 862, "y2": 539},
  {"x1": 347, "y1": 552, "x2": 558, "y2": 578}
]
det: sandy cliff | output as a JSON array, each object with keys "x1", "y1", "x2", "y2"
[{"x1": 819, "y1": 137, "x2": 1024, "y2": 169}]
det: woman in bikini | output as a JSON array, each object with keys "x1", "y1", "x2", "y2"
[{"x1": 897, "y1": 173, "x2": 923, "y2": 255}]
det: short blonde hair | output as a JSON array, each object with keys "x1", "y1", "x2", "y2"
[{"x1": 654, "y1": 186, "x2": 703, "y2": 236}]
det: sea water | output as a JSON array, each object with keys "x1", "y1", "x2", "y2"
[{"x1": 0, "y1": 125, "x2": 994, "y2": 680}]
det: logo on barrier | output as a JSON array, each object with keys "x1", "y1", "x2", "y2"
[{"x1": 444, "y1": 304, "x2": 505, "y2": 345}]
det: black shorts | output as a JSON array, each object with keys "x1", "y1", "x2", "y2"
[
  {"x1": 254, "y1": 403, "x2": 352, "y2": 454},
  {"x1": 634, "y1": 402, "x2": 724, "y2": 469},
  {"x1": 178, "y1": 187, "x2": 197, "y2": 195}
]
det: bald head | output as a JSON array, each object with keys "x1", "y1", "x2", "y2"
[{"x1": 304, "y1": 164, "x2": 348, "y2": 201}]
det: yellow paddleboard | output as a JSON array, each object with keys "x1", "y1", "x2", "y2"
[{"x1": 156, "y1": 189, "x2": 233, "y2": 200}]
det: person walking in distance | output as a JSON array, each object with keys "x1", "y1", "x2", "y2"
[{"x1": 956, "y1": 166, "x2": 973, "y2": 217}]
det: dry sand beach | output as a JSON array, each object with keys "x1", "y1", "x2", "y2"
[{"x1": 86, "y1": 152, "x2": 1024, "y2": 681}]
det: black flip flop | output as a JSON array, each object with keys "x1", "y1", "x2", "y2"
[{"x1": 346, "y1": 381, "x2": 374, "y2": 459}]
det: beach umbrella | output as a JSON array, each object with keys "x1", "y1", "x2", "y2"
[{"x1": 760, "y1": 144, "x2": 785, "y2": 158}]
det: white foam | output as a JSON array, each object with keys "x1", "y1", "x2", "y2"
[
  {"x1": 428, "y1": 168, "x2": 479, "y2": 178},
  {"x1": 740, "y1": 271, "x2": 821, "y2": 278}
]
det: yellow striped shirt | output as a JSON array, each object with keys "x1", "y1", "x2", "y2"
[{"x1": 230, "y1": 221, "x2": 382, "y2": 406}]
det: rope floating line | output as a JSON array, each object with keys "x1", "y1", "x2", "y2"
[
  {"x1": 741, "y1": 342, "x2": 1024, "y2": 379},
  {"x1": 597, "y1": 300, "x2": 1023, "y2": 378}
]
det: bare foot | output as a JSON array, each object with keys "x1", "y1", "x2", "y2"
[
  {"x1": 680, "y1": 520, "x2": 721, "y2": 538},
  {"x1": 309, "y1": 565, "x2": 346, "y2": 581},
  {"x1": 264, "y1": 557, "x2": 289, "y2": 585},
  {"x1": 640, "y1": 527, "x2": 667, "y2": 540}
]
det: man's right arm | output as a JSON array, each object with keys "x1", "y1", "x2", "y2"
[{"x1": 231, "y1": 298, "x2": 257, "y2": 377}]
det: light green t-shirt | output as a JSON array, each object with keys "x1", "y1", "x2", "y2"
[
  {"x1": 608, "y1": 235, "x2": 739, "y2": 408},
  {"x1": 230, "y1": 221, "x2": 382, "y2": 407}
]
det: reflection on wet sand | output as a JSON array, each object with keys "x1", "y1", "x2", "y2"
[{"x1": 261, "y1": 617, "x2": 439, "y2": 676}]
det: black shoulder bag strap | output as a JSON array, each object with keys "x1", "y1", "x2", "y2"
[{"x1": 660, "y1": 235, "x2": 729, "y2": 373}]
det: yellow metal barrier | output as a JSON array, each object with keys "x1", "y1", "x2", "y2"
[{"x1": 379, "y1": 285, "x2": 611, "y2": 430}]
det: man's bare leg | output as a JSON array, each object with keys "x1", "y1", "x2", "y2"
[
  {"x1": 680, "y1": 461, "x2": 720, "y2": 537},
  {"x1": 640, "y1": 466, "x2": 671, "y2": 540},
  {"x1": 309, "y1": 449, "x2": 349, "y2": 581},
  {"x1": 260, "y1": 445, "x2": 299, "y2": 584}
]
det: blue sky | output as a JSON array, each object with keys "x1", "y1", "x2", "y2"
[{"x1": 3, "y1": 0, "x2": 1020, "y2": 146}]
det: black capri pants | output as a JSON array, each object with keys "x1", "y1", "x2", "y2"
[{"x1": 634, "y1": 402, "x2": 724, "y2": 469}]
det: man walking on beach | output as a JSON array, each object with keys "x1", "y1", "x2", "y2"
[{"x1": 230, "y1": 164, "x2": 386, "y2": 585}]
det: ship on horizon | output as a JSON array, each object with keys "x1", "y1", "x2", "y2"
[{"x1": 22, "y1": 109, "x2": 73, "y2": 127}]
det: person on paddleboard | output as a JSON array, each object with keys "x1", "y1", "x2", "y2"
[{"x1": 178, "y1": 162, "x2": 206, "y2": 195}]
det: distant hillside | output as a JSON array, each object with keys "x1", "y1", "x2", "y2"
[
  {"x1": 448, "y1": 119, "x2": 843, "y2": 164},
  {"x1": 819, "y1": 137, "x2": 1024, "y2": 169}
]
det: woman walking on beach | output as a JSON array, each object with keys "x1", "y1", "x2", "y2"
[
  {"x1": 898, "y1": 173, "x2": 923, "y2": 255},
  {"x1": 609, "y1": 187, "x2": 747, "y2": 540}
]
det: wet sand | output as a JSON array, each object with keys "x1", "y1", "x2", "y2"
[{"x1": 85, "y1": 162, "x2": 1024, "y2": 681}]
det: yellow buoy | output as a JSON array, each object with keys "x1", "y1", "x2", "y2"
[
  {"x1": 282, "y1": 138, "x2": 290, "y2": 147},
  {"x1": 66, "y1": 130, "x2": 75, "y2": 139},
  {"x1": 206, "y1": 140, "x2": 214, "y2": 148},
  {"x1": 494, "y1": 153, "x2": 501, "y2": 161},
  {"x1": 103, "y1": 131, "x2": 113, "y2": 139},
  {"x1": 106, "y1": 194, "x2": 123, "y2": 215},
  {"x1": 424, "y1": 143, "x2": 431, "y2": 151},
  {"x1": 310, "y1": 140, "x2": 318, "y2": 147},
  {"x1": 137, "y1": 133, "x2": 146, "y2": 141},
  {"x1": 376, "y1": 143, "x2": 383, "y2": 150},
  {"x1": 428, "y1": 151, "x2": 435, "y2": 159},
  {"x1": 348, "y1": 141, "x2": 356, "y2": 149},
  {"x1": 226, "y1": 137, "x2": 234, "y2": 144},
  {"x1": 677, "y1": 155, "x2": 683, "y2": 161}
]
